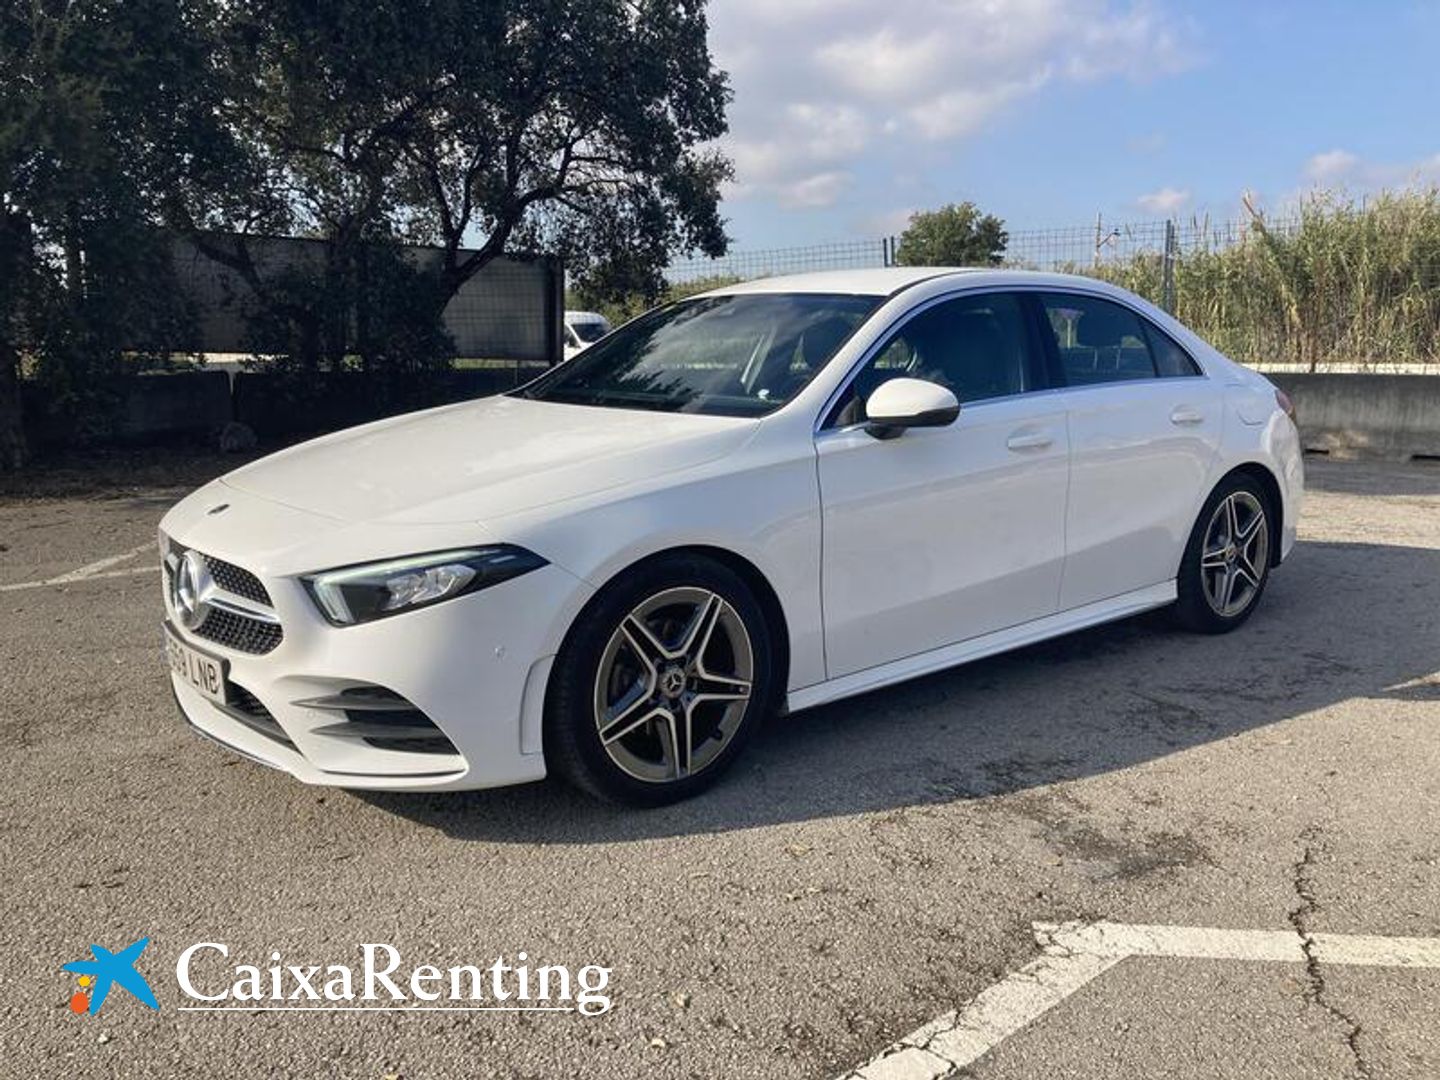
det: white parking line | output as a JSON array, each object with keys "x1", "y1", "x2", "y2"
[
  {"x1": 0, "y1": 542, "x2": 158, "y2": 593},
  {"x1": 840, "y1": 920, "x2": 1440, "y2": 1080}
]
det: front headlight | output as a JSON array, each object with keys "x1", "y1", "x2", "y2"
[{"x1": 302, "y1": 546, "x2": 548, "y2": 626}]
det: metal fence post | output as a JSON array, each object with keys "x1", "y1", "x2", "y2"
[{"x1": 1161, "y1": 219, "x2": 1178, "y2": 314}]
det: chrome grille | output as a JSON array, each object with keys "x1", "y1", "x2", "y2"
[
  {"x1": 203, "y1": 556, "x2": 271, "y2": 606},
  {"x1": 163, "y1": 538, "x2": 284, "y2": 656},
  {"x1": 196, "y1": 606, "x2": 284, "y2": 655}
]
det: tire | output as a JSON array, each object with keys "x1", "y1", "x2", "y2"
[
  {"x1": 545, "y1": 553, "x2": 776, "y2": 806},
  {"x1": 1173, "y1": 472, "x2": 1275, "y2": 634}
]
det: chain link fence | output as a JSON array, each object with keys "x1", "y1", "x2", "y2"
[
  {"x1": 666, "y1": 208, "x2": 1440, "y2": 371},
  {"x1": 664, "y1": 218, "x2": 1291, "y2": 282},
  {"x1": 665, "y1": 239, "x2": 895, "y2": 284},
  {"x1": 1004, "y1": 216, "x2": 1297, "y2": 272}
]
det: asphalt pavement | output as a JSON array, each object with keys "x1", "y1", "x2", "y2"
[{"x1": 1, "y1": 453, "x2": 1437, "y2": 1079}]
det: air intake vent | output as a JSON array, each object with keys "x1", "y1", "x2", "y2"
[{"x1": 293, "y1": 686, "x2": 459, "y2": 756}]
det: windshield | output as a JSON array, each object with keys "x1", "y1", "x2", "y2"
[
  {"x1": 522, "y1": 293, "x2": 880, "y2": 416},
  {"x1": 570, "y1": 320, "x2": 608, "y2": 343}
]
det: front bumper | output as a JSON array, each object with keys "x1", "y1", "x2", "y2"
[{"x1": 161, "y1": 490, "x2": 593, "y2": 791}]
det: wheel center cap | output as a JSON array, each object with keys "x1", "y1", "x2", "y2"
[
  {"x1": 1225, "y1": 545, "x2": 1237, "y2": 563},
  {"x1": 660, "y1": 667, "x2": 687, "y2": 699}
]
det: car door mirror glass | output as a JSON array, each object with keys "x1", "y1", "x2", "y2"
[{"x1": 864, "y1": 378, "x2": 960, "y2": 439}]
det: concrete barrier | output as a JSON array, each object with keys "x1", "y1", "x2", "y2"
[
  {"x1": 22, "y1": 370, "x2": 232, "y2": 446},
  {"x1": 20, "y1": 368, "x2": 1437, "y2": 460},
  {"x1": 1269, "y1": 373, "x2": 1440, "y2": 460},
  {"x1": 21, "y1": 365, "x2": 552, "y2": 448},
  {"x1": 232, "y1": 364, "x2": 549, "y2": 438},
  {"x1": 117, "y1": 370, "x2": 232, "y2": 437}
]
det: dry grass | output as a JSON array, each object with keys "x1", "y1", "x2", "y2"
[{"x1": 1078, "y1": 190, "x2": 1440, "y2": 369}]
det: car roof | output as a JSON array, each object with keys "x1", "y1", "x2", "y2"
[
  {"x1": 564, "y1": 310, "x2": 608, "y2": 322},
  {"x1": 697, "y1": 267, "x2": 1129, "y2": 298}
]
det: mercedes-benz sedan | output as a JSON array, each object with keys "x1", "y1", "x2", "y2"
[{"x1": 160, "y1": 268, "x2": 1303, "y2": 805}]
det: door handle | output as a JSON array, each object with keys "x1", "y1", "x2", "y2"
[
  {"x1": 1006, "y1": 430, "x2": 1054, "y2": 451},
  {"x1": 1170, "y1": 407, "x2": 1204, "y2": 425}
]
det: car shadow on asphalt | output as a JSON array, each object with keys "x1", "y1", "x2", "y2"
[{"x1": 358, "y1": 538, "x2": 1439, "y2": 843}]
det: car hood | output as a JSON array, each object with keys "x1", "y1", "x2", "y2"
[{"x1": 222, "y1": 395, "x2": 759, "y2": 525}]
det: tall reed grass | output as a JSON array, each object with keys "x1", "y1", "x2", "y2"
[{"x1": 1082, "y1": 190, "x2": 1440, "y2": 369}]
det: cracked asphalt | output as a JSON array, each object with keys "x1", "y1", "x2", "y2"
[{"x1": 1, "y1": 451, "x2": 1438, "y2": 1079}]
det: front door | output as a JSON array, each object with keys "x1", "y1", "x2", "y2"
[{"x1": 816, "y1": 291, "x2": 1070, "y2": 678}]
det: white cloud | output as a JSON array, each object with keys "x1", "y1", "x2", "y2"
[
  {"x1": 778, "y1": 171, "x2": 854, "y2": 209},
  {"x1": 1299, "y1": 148, "x2": 1440, "y2": 192},
  {"x1": 1136, "y1": 186, "x2": 1191, "y2": 214},
  {"x1": 855, "y1": 206, "x2": 917, "y2": 236},
  {"x1": 707, "y1": 0, "x2": 1199, "y2": 214},
  {"x1": 1304, "y1": 149, "x2": 1361, "y2": 182},
  {"x1": 908, "y1": 75, "x2": 1050, "y2": 140},
  {"x1": 1255, "y1": 150, "x2": 1440, "y2": 218},
  {"x1": 815, "y1": 28, "x2": 953, "y2": 102}
]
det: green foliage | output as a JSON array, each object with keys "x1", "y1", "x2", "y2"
[
  {"x1": 177, "y1": 0, "x2": 733, "y2": 349},
  {"x1": 0, "y1": 0, "x2": 222, "y2": 451},
  {"x1": 895, "y1": 202, "x2": 1008, "y2": 267},
  {"x1": 1080, "y1": 191, "x2": 1440, "y2": 369},
  {"x1": 0, "y1": 0, "x2": 735, "y2": 462}
]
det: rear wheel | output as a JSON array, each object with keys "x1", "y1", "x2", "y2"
[
  {"x1": 1174, "y1": 474, "x2": 1273, "y2": 633},
  {"x1": 545, "y1": 553, "x2": 775, "y2": 806}
]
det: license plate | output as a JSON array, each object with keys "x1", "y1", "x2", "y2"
[{"x1": 164, "y1": 623, "x2": 228, "y2": 705}]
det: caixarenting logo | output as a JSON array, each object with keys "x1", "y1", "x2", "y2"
[
  {"x1": 63, "y1": 938, "x2": 159, "y2": 1015},
  {"x1": 64, "y1": 938, "x2": 612, "y2": 1016}
]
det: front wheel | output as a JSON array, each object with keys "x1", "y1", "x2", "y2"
[
  {"x1": 1174, "y1": 474, "x2": 1274, "y2": 633},
  {"x1": 545, "y1": 554, "x2": 775, "y2": 806}
]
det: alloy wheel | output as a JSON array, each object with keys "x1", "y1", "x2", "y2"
[
  {"x1": 592, "y1": 587, "x2": 754, "y2": 783},
  {"x1": 1200, "y1": 490, "x2": 1269, "y2": 617}
]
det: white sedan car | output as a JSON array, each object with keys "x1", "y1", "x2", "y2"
[{"x1": 160, "y1": 269, "x2": 1303, "y2": 805}]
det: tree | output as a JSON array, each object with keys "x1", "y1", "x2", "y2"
[
  {"x1": 168, "y1": 0, "x2": 733, "y2": 362},
  {"x1": 895, "y1": 202, "x2": 1008, "y2": 267},
  {"x1": 162, "y1": 0, "x2": 444, "y2": 371},
  {"x1": 401, "y1": 0, "x2": 733, "y2": 308},
  {"x1": 0, "y1": 0, "x2": 733, "y2": 466},
  {"x1": 0, "y1": 0, "x2": 225, "y2": 466}
]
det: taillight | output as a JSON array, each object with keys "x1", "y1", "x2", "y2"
[{"x1": 1275, "y1": 388, "x2": 1296, "y2": 424}]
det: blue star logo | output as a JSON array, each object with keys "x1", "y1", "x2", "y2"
[{"x1": 63, "y1": 938, "x2": 159, "y2": 1015}]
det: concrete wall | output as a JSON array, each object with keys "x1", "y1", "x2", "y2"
[
  {"x1": 232, "y1": 365, "x2": 548, "y2": 438},
  {"x1": 119, "y1": 370, "x2": 232, "y2": 437},
  {"x1": 22, "y1": 369, "x2": 1440, "y2": 458},
  {"x1": 22, "y1": 370, "x2": 231, "y2": 446},
  {"x1": 1269, "y1": 373, "x2": 1440, "y2": 460},
  {"x1": 22, "y1": 364, "x2": 549, "y2": 447}
]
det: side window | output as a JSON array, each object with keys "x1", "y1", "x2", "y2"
[
  {"x1": 1038, "y1": 293, "x2": 1157, "y2": 385},
  {"x1": 1144, "y1": 321, "x2": 1203, "y2": 377},
  {"x1": 828, "y1": 292, "x2": 1039, "y2": 427}
]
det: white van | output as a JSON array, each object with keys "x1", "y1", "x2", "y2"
[{"x1": 563, "y1": 311, "x2": 611, "y2": 360}]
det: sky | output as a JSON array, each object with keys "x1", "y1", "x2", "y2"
[{"x1": 704, "y1": 0, "x2": 1440, "y2": 249}]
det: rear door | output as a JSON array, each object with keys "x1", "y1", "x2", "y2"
[
  {"x1": 1032, "y1": 291, "x2": 1222, "y2": 610},
  {"x1": 816, "y1": 290, "x2": 1070, "y2": 678}
]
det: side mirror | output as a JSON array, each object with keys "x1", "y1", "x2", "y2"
[{"x1": 864, "y1": 378, "x2": 960, "y2": 440}]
